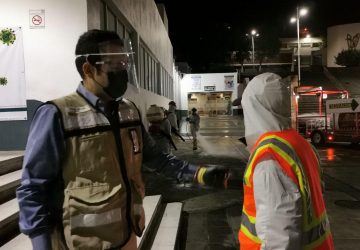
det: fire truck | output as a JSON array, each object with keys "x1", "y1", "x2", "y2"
[{"x1": 295, "y1": 86, "x2": 360, "y2": 145}]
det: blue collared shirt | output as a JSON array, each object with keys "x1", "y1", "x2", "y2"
[{"x1": 16, "y1": 83, "x2": 196, "y2": 249}]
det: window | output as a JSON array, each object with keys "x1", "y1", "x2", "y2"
[
  {"x1": 159, "y1": 66, "x2": 173, "y2": 98},
  {"x1": 144, "y1": 52, "x2": 149, "y2": 90},
  {"x1": 117, "y1": 21, "x2": 124, "y2": 39},
  {"x1": 139, "y1": 47, "x2": 144, "y2": 88},
  {"x1": 170, "y1": 77, "x2": 173, "y2": 99},
  {"x1": 152, "y1": 58, "x2": 156, "y2": 92},
  {"x1": 125, "y1": 29, "x2": 130, "y2": 40},
  {"x1": 100, "y1": 2, "x2": 105, "y2": 30},
  {"x1": 161, "y1": 67, "x2": 164, "y2": 95},
  {"x1": 100, "y1": 1, "x2": 127, "y2": 40},
  {"x1": 100, "y1": 1, "x2": 179, "y2": 97},
  {"x1": 99, "y1": 2, "x2": 168, "y2": 96},
  {"x1": 106, "y1": 8, "x2": 116, "y2": 32},
  {"x1": 149, "y1": 57, "x2": 153, "y2": 92}
]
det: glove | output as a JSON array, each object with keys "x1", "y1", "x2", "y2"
[{"x1": 194, "y1": 165, "x2": 229, "y2": 188}]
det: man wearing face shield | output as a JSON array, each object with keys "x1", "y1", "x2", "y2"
[
  {"x1": 16, "y1": 29, "x2": 229, "y2": 250},
  {"x1": 238, "y1": 73, "x2": 334, "y2": 249}
]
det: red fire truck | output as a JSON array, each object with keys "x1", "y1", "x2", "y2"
[{"x1": 295, "y1": 86, "x2": 360, "y2": 145}]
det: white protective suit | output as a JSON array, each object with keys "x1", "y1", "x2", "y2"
[
  {"x1": 189, "y1": 112, "x2": 200, "y2": 138},
  {"x1": 241, "y1": 73, "x2": 302, "y2": 250}
]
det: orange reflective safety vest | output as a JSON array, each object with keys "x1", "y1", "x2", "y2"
[{"x1": 239, "y1": 129, "x2": 334, "y2": 250}]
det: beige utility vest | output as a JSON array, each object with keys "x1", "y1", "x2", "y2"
[{"x1": 52, "y1": 93, "x2": 145, "y2": 249}]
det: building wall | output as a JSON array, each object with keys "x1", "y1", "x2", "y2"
[
  {"x1": 280, "y1": 37, "x2": 323, "y2": 49},
  {"x1": 156, "y1": 4, "x2": 169, "y2": 35},
  {"x1": 93, "y1": 0, "x2": 177, "y2": 115},
  {"x1": 327, "y1": 23, "x2": 360, "y2": 67},
  {"x1": 111, "y1": 0, "x2": 173, "y2": 74},
  {"x1": 0, "y1": 0, "x2": 87, "y2": 149},
  {"x1": 0, "y1": 0, "x2": 87, "y2": 101},
  {"x1": 180, "y1": 73, "x2": 238, "y2": 113},
  {"x1": 0, "y1": 0, "x2": 178, "y2": 149}
]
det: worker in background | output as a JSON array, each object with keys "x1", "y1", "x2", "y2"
[
  {"x1": 166, "y1": 100, "x2": 185, "y2": 142},
  {"x1": 167, "y1": 101, "x2": 179, "y2": 132},
  {"x1": 146, "y1": 104, "x2": 176, "y2": 154},
  {"x1": 238, "y1": 73, "x2": 334, "y2": 249},
  {"x1": 16, "y1": 29, "x2": 229, "y2": 250},
  {"x1": 186, "y1": 108, "x2": 200, "y2": 150}
]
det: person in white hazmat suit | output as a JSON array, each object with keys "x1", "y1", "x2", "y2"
[{"x1": 238, "y1": 73, "x2": 334, "y2": 249}]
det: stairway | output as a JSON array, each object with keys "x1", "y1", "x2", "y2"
[{"x1": 0, "y1": 153, "x2": 182, "y2": 250}]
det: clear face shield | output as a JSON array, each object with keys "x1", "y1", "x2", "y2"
[
  {"x1": 77, "y1": 39, "x2": 139, "y2": 99},
  {"x1": 123, "y1": 38, "x2": 139, "y2": 93}
]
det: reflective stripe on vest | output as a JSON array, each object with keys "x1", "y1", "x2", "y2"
[
  {"x1": 240, "y1": 208, "x2": 261, "y2": 244},
  {"x1": 240, "y1": 133, "x2": 332, "y2": 249},
  {"x1": 244, "y1": 135, "x2": 314, "y2": 226}
]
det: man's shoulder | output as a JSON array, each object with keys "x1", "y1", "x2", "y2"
[
  {"x1": 49, "y1": 92, "x2": 91, "y2": 112},
  {"x1": 35, "y1": 103, "x2": 60, "y2": 116},
  {"x1": 51, "y1": 92, "x2": 78, "y2": 102}
]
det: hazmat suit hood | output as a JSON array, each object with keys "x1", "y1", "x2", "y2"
[{"x1": 241, "y1": 73, "x2": 291, "y2": 150}]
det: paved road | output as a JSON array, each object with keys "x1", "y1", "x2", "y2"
[{"x1": 145, "y1": 115, "x2": 360, "y2": 250}]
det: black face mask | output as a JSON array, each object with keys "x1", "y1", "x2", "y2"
[{"x1": 103, "y1": 70, "x2": 128, "y2": 99}]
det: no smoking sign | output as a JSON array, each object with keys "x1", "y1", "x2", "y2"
[{"x1": 29, "y1": 10, "x2": 45, "y2": 29}]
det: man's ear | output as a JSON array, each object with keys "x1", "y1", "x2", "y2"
[{"x1": 82, "y1": 62, "x2": 94, "y2": 79}]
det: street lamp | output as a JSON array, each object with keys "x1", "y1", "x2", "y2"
[
  {"x1": 246, "y1": 29, "x2": 259, "y2": 66},
  {"x1": 290, "y1": 7, "x2": 308, "y2": 85}
]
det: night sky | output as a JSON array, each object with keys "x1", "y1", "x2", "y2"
[{"x1": 155, "y1": 0, "x2": 360, "y2": 72}]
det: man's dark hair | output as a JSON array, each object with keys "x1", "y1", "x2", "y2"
[{"x1": 75, "y1": 29, "x2": 122, "y2": 78}]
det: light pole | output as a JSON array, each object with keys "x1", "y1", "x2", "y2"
[
  {"x1": 246, "y1": 29, "x2": 259, "y2": 66},
  {"x1": 290, "y1": 7, "x2": 308, "y2": 85}
]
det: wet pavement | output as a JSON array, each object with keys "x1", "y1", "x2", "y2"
[
  {"x1": 144, "y1": 115, "x2": 360, "y2": 250},
  {"x1": 144, "y1": 116, "x2": 245, "y2": 250},
  {"x1": 316, "y1": 143, "x2": 360, "y2": 250}
]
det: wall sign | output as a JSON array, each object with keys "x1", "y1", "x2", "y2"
[
  {"x1": 191, "y1": 76, "x2": 201, "y2": 90},
  {"x1": 327, "y1": 98, "x2": 360, "y2": 113},
  {"x1": 224, "y1": 75, "x2": 234, "y2": 90},
  {"x1": 29, "y1": 9, "x2": 45, "y2": 29},
  {"x1": 204, "y1": 86, "x2": 216, "y2": 91}
]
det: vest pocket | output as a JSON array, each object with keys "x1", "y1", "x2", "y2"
[{"x1": 64, "y1": 184, "x2": 128, "y2": 249}]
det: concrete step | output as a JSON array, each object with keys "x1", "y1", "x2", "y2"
[
  {"x1": 151, "y1": 202, "x2": 182, "y2": 250},
  {"x1": 0, "y1": 170, "x2": 21, "y2": 203},
  {"x1": 0, "y1": 152, "x2": 23, "y2": 162},
  {"x1": 0, "y1": 195, "x2": 180, "y2": 250},
  {"x1": 0, "y1": 198, "x2": 19, "y2": 244},
  {"x1": 0, "y1": 233, "x2": 29, "y2": 250},
  {"x1": 0, "y1": 198, "x2": 19, "y2": 229},
  {"x1": 0, "y1": 156, "x2": 23, "y2": 176},
  {"x1": 137, "y1": 195, "x2": 162, "y2": 247}
]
